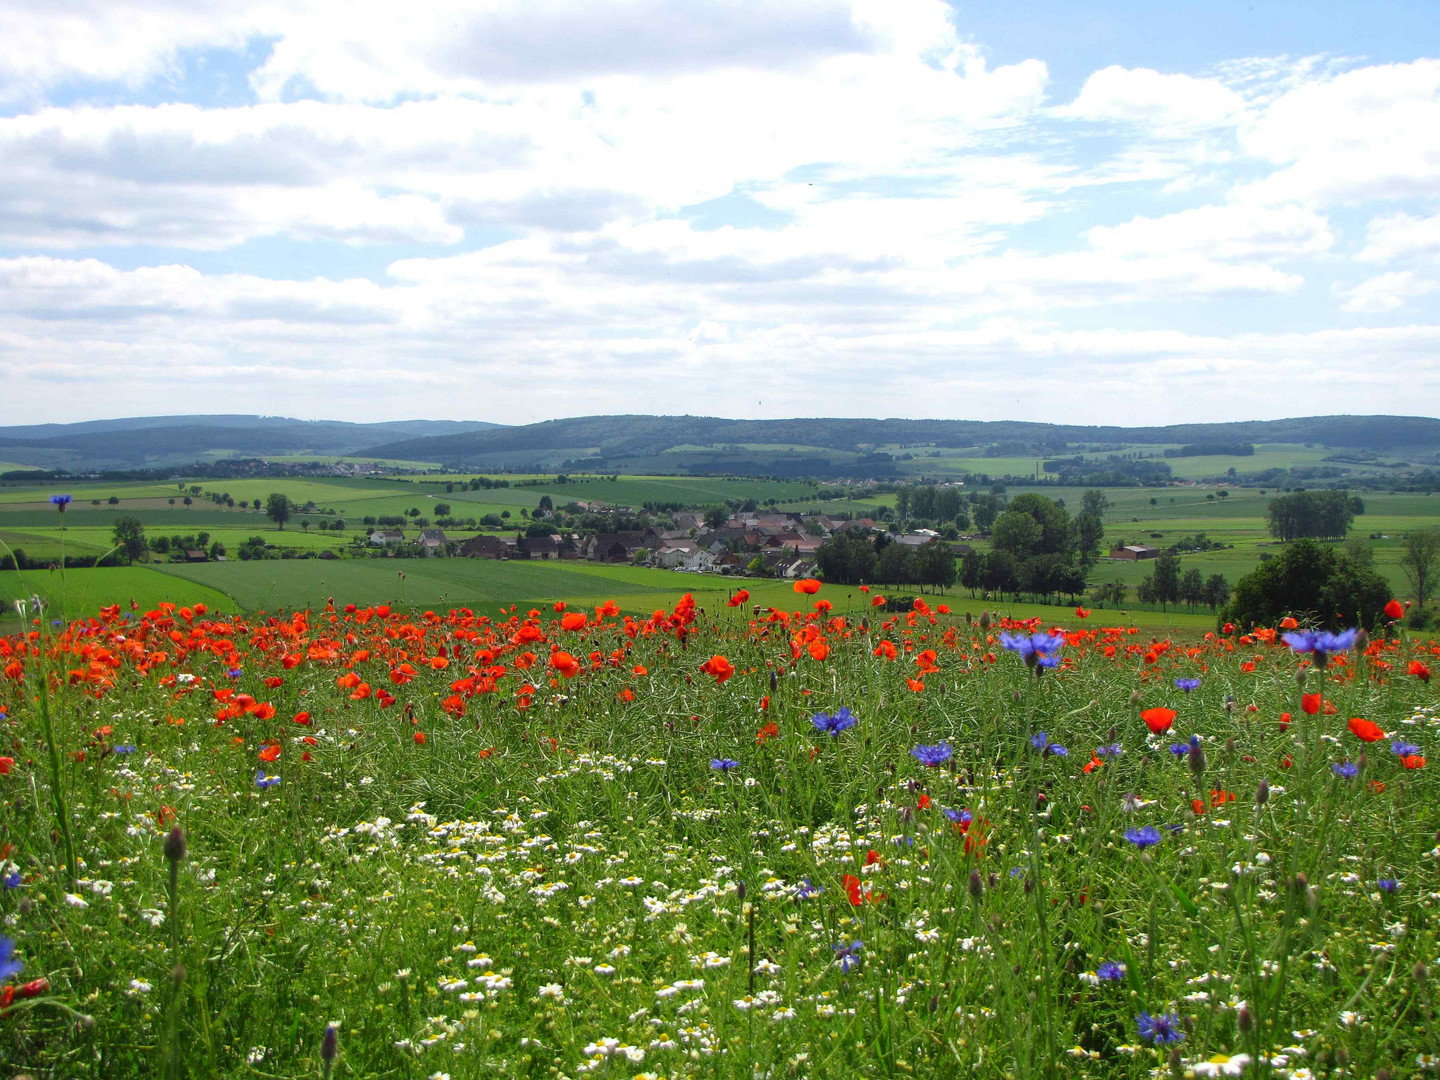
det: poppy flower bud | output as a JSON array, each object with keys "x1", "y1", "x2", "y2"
[
  {"x1": 1414, "y1": 962, "x2": 1429, "y2": 984},
  {"x1": 1169, "y1": 1048, "x2": 1183, "y2": 1071},
  {"x1": 929, "y1": 994, "x2": 939, "y2": 1013},
  {"x1": 1188, "y1": 741, "x2": 1205, "y2": 777},
  {"x1": 968, "y1": 869, "x2": 983, "y2": 899},
  {"x1": 736, "y1": 880, "x2": 747, "y2": 901},
  {"x1": 979, "y1": 611, "x2": 991, "y2": 630},
  {"x1": 1108, "y1": 726, "x2": 1117, "y2": 742},
  {"x1": 1224, "y1": 697, "x2": 1236, "y2": 715},
  {"x1": 171, "y1": 963, "x2": 187, "y2": 985},
  {"x1": 1237, "y1": 1005, "x2": 1253, "y2": 1033},
  {"x1": 1354, "y1": 629, "x2": 1369, "y2": 652},
  {"x1": 769, "y1": 670, "x2": 777, "y2": 692},
  {"x1": 1225, "y1": 738, "x2": 1236, "y2": 755},
  {"x1": 1295, "y1": 667, "x2": 1307, "y2": 685},
  {"x1": 1336, "y1": 1049, "x2": 1350, "y2": 1069},
  {"x1": 1356, "y1": 751, "x2": 1368, "y2": 774},
  {"x1": 965, "y1": 611, "x2": 973, "y2": 625},
  {"x1": 163, "y1": 826, "x2": 186, "y2": 864},
  {"x1": 1255, "y1": 779, "x2": 1269, "y2": 807},
  {"x1": 1130, "y1": 690, "x2": 1142, "y2": 705},
  {"x1": 1375, "y1": 1071, "x2": 1391, "y2": 1080}
]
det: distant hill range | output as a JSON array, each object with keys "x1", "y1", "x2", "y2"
[
  {"x1": 4, "y1": 413, "x2": 1439, "y2": 479},
  {"x1": 0, "y1": 415, "x2": 500, "y2": 471},
  {"x1": 357, "y1": 414, "x2": 1440, "y2": 476}
]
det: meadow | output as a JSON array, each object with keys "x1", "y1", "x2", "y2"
[{"x1": 0, "y1": 584, "x2": 1436, "y2": 1079}]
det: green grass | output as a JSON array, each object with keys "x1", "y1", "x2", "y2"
[
  {"x1": 0, "y1": 587, "x2": 1434, "y2": 1077},
  {"x1": 0, "y1": 564, "x2": 236, "y2": 625}
]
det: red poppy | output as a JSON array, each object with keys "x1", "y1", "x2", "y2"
[
  {"x1": 1075, "y1": 607, "x2": 1090, "y2": 619},
  {"x1": 560, "y1": 612, "x2": 587, "y2": 631},
  {"x1": 1385, "y1": 599, "x2": 1405, "y2": 620},
  {"x1": 413, "y1": 731, "x2": 426, "y2": 745},
  {"x1": 553, "y1": 600, "x2": 567, "y2": 612},
  {"x1": 1140, "y1": 707, "x2": 1176, "y2": 734},
  {"x1": 257, "y1": 743, "x2": 281, "y2": 763},
  {"x1": 793, "y1": 578, "x2": 822, "y2": 595},
  {"x1": 1401, "y1": 754, "x2": 1426, "y2": 769},
  {"x1": 906, "y1": 677, "x2": 925, "y2": 693},
  {"x1": 1279, "y1": 712, "x2": 1292, "y2": 731},
  {"x1": 0, "y1": 757, "x2": 13, "y2": 774},
  {"x1": 550, "y1": 651, "x2": 581, "y2": 679},
  {"x1": 843, "y1": 873, "x2": 884, "y2": 906},
  {"x1": 1279, "y1": 616, "x2": 1299, "y2": 630},
  {"x1": 874, "y1": 641, "x2": 898, "y2": 661},
  {"x1": 1408, "y1": 660, "x2": 1431, "y2": 683},
  {"x1": 727, "y1": 590, "x2": 751, "y2": 607},
  {"x1": 1301, "y1": 693, "x2": 1322, "y2": 715},
  {"x1": 1347, "y1": 717, "x2": 1386, "y2": 742},
  {"x1": 756, "y1": 721, "x2": 779, "y2": 743},
  {"x1": 807, "y1": 639, "x2": 830, "y2": 661},
  {"x1": 872, "y1": 595, "x2": 886, "y2": 607},
  {"x1": 701, "y1": 654, "x2": 735, "y2": 683}
]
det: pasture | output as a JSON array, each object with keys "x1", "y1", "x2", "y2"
[{"x1": 0, "y1": 587, "x2": 1435, "y2": 1077}]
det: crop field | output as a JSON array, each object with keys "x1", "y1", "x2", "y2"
[{"x1": 0, "y1": 583, "x2": 1436, "y2": 1078}]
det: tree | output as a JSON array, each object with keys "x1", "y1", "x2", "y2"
[
  {"x1": 893, "y1": 486, "x2": 911, "y2": 524},
  {"x1": 107, "y1": 496, "x2": 120, "y2": 505},
  {"x1": 1203, "y1": 574, "x2": 1231, "y2": 612},
  {"x1": 991, "y1": 511, "x2": 1042, "y2": 560},
  {"x1": 111, "y1": 517, "x2": 147, "y2": 565},
  {"x1": 1179, "y1": 567, "x2": 1206, "y2": 609},
  {"x1": 1151, "y1": 550, "x2": 1181, "y2": 611},
  {"x1": 1223, "y1": 538, "x2": 1391, "y2": 631},
  {"x1": 960, "y1": 551, "x2": 983, "y2": 597},
  {"x1": 704, "y1": 505, "x2": 729, "y2": 529},
  {"x1": 1081, "y1": 489, "x2": 1110, "y2": 518},
  {"x1": 877, "y1": 543, "x2": 913, "y2": 586},
  {"x1": 435, "y1": 503, "x2": 452, "y2": 517},
  {"x1": 265, "y1": 493, "x2": 293, "y2": 530},
  {"x1": 1400, "y1": 527, "x2": 1440, "y2": 611},
  {"x1": 914, "y1": 539, "x2": 956, "y2": 593},
  {"x1": 252, "y1": 499, "x2": 262, "y2": 511},
  {"x1": 1071, "y1": 511, "x2": 1104, "y2": 566}
]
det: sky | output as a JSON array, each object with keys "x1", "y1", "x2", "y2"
[{"x1": 0, "y1": 0, "x2": 1437, "y2": 427}]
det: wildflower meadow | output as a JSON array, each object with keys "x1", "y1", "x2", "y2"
[{"x1": 0, "y1": 585, "x2": 1437, "y2": 1079}]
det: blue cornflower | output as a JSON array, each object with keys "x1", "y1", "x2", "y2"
[
  {"x1": 911, "y1": 742, "x2": 952, "y2": 767},
  {"x1": 0, "y1": 936, "x2": 22, "y2": 982},
  {"x1": 1392, "y1": 741, "x2": 1422, "y2": 757},
  {"x1": 1174, "y1": 677, "x2": 1201, "y2": 692},
  {"x1": 812, "y1": 707, "x2": 858, "y2": 737},
  {"x1": 999, "y1": 631, "x2": 1065, "y2": 669},
  {"x1": 1136, "y1": 1010, "x2": 1185, "y2": 1045},
  {"x1": 1097, "y1": 961, "x2": 1125, "y2": 981},
  {"x1": 1, "y1": 869, "x2": 19, "y2": 889},
  {"x1": 794, "y1": 877, "x2": 822, "y2": 900},
  {"x1": 113, "y1": 745, "x2": 136, "y2": 754},
  {"x1": 1031, "y1": 732, "x2": 1068, "y2": 756},
  {"x1": 255, "y1": 769, "x2": 281, "y2": 789},
  {"x1": 1281, "y1": 629, "x2": 1318, "y2": 654},
  {"x1": 1332, "y1": 761, "x2": 1359, "y2": 778},
  {"x1": 1096, "y1": 743, "x2": 1123, "y2": 759},
  {"x1": 49, "y1": 494, "x2": 71, "y2": 511},
  {"x1": 1008, "y1": 867, "x2": 1026, "y2": 878},
  {"x1": 1169, "y1": 742, "x2": 1189, "y2": 757},
  {"x1": 1124, "y1": 826, "x2": 1162, "y2": 850},
  {"x1": 1378, "y1": 878, "x2": 1399, "y2": 893},
  {"x1": 710, "y1": 758, "x2": 740, "y2": 771},
  {"x1": 944, "y1": 808, "x2": 972, "y2": 826},
  {"x1": 227, "y1": 668, "x2": 243, "y2": 678},
  {"x1": 833, "y1": 940, "x2": 863, "y2": 973}
]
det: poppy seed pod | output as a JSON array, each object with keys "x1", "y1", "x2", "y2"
[
  {"x1": 736, "y1": 880, "x2": 747, "y2": 901},
  {"x1": 1354, "y1": 629, "x2": 1369, "y2": 652},
  {"x1": 1255, "y1": 779, "x2": 1270, "y2": 807},
  {"x1": 1237, "y1": 1005, "x2": 1253, "y2": 1033},
  {"x1": 968, "y1": 869, "x2": 983, "y2": 899},
  {"x1": 1130, "y1": 689, "x2": 1142, "y2": 705},
  {"x1": 979, "y1": 611, "x2": 991, "y2": 630},
  {"x1": 163, "y1": 826, "x2": 186, "y2": 864},
  {"x1": 1414, "y1": 962, "x2": 1429, "y2": 984},
  {"x1": 1295, "y1": 667, "x2": 1308, "y2": 685}
]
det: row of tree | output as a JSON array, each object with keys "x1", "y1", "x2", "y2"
[
  {"x1": 1265, "y1": 490, "x2": 1363, "y2": 541},
  {"x1": 813, "y1": 533, "x2": 956, "y2": 591}
]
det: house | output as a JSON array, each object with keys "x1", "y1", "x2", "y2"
[
  {"x1": 582, "y1": 532, "x2": 647, "y2": 562},
  {"x1": 654, "y1": 540, "x2": 714, "y2": 571},
  {"x1": 1110, "y1": 544, "x2": 1161, "y2": 561},
  {"x1": 518, "y1": 535, "x2": 560, "y2": 560},
  {"x1": 370, "y1": 529, "x2": 405, "y2": 546},
  {"x1": 184, "y1": 549, "x2": 208, "y2": 563},
  {"x1": 712, "y1": 551, "x2": 746, "y2": 571},
  {"x1": 459, "y1": 535, "x2": 511, "y2": 559},
  {"x1": 418, "y1": 528, "x2": 448, "y2": 556}
]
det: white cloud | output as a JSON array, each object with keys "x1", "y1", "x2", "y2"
[
  {"x1": 1054, "y1": 66, "x2": 1247, "y2": 129},
  {"x1": 1338, "y1": 271, "x2": 1439, "y2": 313},
  {"x1": 1358, "y1": 211, "x2": 1440, "y2": 264},
  {"x1": 1238, "y1": 59, "x2": 1440, "y2": 205}
]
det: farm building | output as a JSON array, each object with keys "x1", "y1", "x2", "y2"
[{"x1": 1109, "y1": 544, "x2": 1161, "y2": 560}]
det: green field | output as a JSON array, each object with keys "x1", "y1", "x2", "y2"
[{"x1": 0, "y1": 564, "x2": 236, "y2": 622}]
